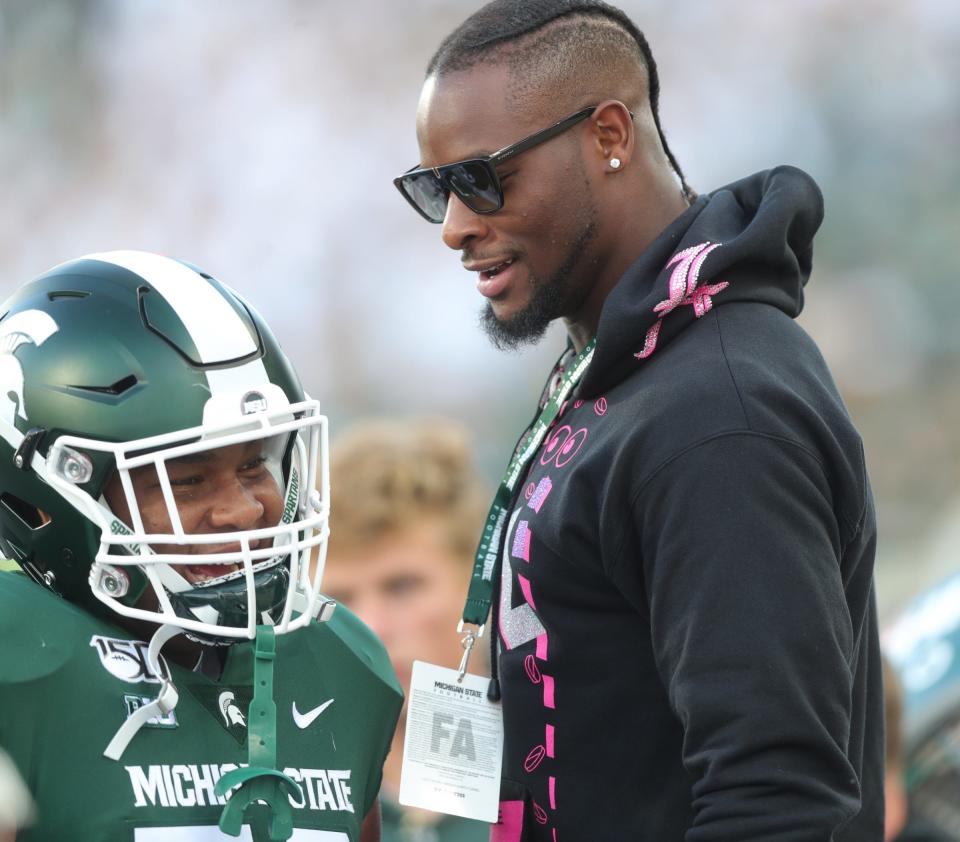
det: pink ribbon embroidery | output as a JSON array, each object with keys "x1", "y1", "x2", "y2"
[{"x1": 635, "y1": 241, "x2": 729, "y2": 360}]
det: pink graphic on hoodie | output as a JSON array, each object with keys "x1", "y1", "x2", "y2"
[
  {"x1": 541, "y1": 426, "x2": 588, "y2": 469},
  {"x1": 536, "y1": 632, "x2": 548, "y2": 661},
  {"x1": 636, "y1": 241, "x2": 728, "y2": 360},
  {"x1": 499, "y1": 510, "x2": 546, "y2": 650},
  {"x1": 524, "y1": 744, "x2": 547, "y2": 773},
  {"x1": 492, "y1": 801, "x2": 524, "y2": 842},
  {"x1": 653, "y1": 242, "x2": 722, "y2": 318},
  {"x1": 540, "y1": 425, "x2": 572, "y2": 466},
  {"x1": 524, "y1": 654, "x2": 543, "y2": 684},
  {"x1": 512, "y1": 520, "x2": 531, "y2": 562},
  {"x1": 542, "y1": 675, "x2": 556, "y2": 709},
  {"x1": 554, "y1": 428, "x2": 587, "y2": 468},
  {"x1": 527, "y1": 477, "x2": 553, "y2": 513}
]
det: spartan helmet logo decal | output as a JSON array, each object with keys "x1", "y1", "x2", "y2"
[
  {"x1": 218, "y1": 690, "x2": 247, "y2": 729},
  {"x1": 0, "y1": 309, "x2": 59, "y2": 425}
]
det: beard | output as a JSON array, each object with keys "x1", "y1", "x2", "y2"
[{"x1": 479, "y1": 216, "x2": 598, "y2": 351}]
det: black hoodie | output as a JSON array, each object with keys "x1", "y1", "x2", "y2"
[{"x1": 493, "y1": 167, "x2": 883, "y2": 841}]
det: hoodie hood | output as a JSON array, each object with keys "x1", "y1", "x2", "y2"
[{"x1": 579, "y1": 166, "x2": 824, "y2": 397}]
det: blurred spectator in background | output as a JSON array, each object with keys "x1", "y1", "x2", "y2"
[
  {"x1": 0, "y1": 572, "x2": 28, "y2": 841},
  {"x1": 884, "y1": 656, "x2": 954, "y2": 842},
  {"x1": 0, "y1": 746, "x2": 33, "y2": 842},
  {"x1": 884, "y1": 572, "x2": 960, "y2": 842},
  {"x1": 884, "y1": 655, "x2": 910, "y2": 840},
  {"x1": 323, "y1": 419, "x2": 490, "y2": 842}
]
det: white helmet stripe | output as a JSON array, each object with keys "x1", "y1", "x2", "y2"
[
  {"x1": 82, "y1": 251, "x2": 268, "y2": 397},
  {"x1": 206, "y1": 360, "x2": 271, "y2": 396},
  {"x1": 83, "y1": 251, "x2": 258, "y2": 363}
]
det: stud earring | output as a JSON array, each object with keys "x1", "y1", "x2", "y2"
[{"x1": 610, "y1": 157, "x2": 621, "y2": 170}]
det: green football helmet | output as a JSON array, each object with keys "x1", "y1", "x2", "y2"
[{"x1": 0, "y1": 250, "x2": 331, "y2": 642}]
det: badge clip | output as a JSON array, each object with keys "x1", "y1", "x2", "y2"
[{"x1": 455, "y1": 621, "x2": 484, "y2": 684}]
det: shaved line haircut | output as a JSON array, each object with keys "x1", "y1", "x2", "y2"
[{"x1": 427, "y1": 0, "x2": 694, "y2": 201}]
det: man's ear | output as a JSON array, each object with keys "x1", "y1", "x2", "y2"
[{"x1": 588, "y1": 99, "x2": 635, "y2": 172}]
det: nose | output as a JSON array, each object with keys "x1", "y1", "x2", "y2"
[
  {"x1": 441, "y1": 192, "x2": 490, "y2": 251},
  {"x1": 207, "y1": 478, "x2": 265, "y2": 531}
]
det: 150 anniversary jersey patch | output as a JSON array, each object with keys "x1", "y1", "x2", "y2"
[{"x1": 91, "y1": 635, "x2": 171, "y2": 684}]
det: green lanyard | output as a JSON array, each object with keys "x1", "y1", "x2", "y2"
[{"x1": 460, "y1": 338, "x2": 596, "y2": 640}]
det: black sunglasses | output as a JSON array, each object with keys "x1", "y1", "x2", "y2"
[{"x1": 394, "y1": 105, "x2": 599, "y2": 224}]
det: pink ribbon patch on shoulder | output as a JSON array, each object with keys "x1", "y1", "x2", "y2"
[{"x1": 636, "y1": 241, "x2": 728, "y2": 360}]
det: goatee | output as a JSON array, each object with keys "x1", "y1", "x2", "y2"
[{"x1": 479, "y1": 219, "x2": 597, "y2": 351}]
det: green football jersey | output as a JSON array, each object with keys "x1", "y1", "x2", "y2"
[{"x1": 0, "y1": 571, "x2": 403, "y2": 841}]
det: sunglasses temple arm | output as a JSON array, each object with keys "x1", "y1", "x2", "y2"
[{"x1": 490, "y1": 107, "x2": 597, "y2": 165}]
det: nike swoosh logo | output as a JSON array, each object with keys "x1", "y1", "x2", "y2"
[{"x1": 292, "y1": 698, "x2": 334, "y2": 730}]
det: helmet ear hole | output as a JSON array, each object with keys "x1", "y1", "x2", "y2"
[{"x1": 1, "y1": 492, "x2": 48, "y2": 530}]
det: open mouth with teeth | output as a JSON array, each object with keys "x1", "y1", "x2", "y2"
[{"x1": 480, "y1": 258, "x2": 515, "y2": 280}]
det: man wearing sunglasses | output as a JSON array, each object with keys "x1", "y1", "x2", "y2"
[{"x1": 396, "y1": 1, "x2": 883, "y2": 841}]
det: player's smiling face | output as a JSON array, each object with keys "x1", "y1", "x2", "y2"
[
  {"x1": 105, "y1": 439, "x2": 285, "y2": 584},
  {"x1": 416, "y1": 64, "x2": 600, "y2": 347}
]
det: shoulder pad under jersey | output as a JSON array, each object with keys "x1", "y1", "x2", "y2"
[
  {"x1": 0, "y1": 571, "x2": 87, "y2": 683},
  {"x1": 316, "y1": 601, "x2": 403, "y2": 695}
]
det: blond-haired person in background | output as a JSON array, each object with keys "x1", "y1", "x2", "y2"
[
  {"x1": 323, "y1": 419, "x2": 490, "y2": 842},
  {"x1": 0, "y1": 747, "x2": 33, "y2": 842}
]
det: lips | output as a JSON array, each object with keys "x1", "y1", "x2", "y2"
[
  {"x1": 466, "y1": 256, "x2": 520, "y2": 299},
  {"x1": 176, "y1": 538, "x2": 268, "y2": 584},
  {"x1": 478, "y1": 258, "x2": 514, "y2": 280},
  {"x1": 184, "y1": 563, "x2": 242, "y2": 585}
]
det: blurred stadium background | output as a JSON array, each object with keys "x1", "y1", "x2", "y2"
[{"x1": 0, "y1": 0, "x2": 957, "y2": 625}]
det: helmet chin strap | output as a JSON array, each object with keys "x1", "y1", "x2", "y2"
[
  {"x1": 103, "y1": 623, "x2": 182, "y2": 761},
  {"x1": 215, "y1": 625, "x2": 303, "y2": 841}
]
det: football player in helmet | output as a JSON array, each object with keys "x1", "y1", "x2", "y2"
[{"x1": 0, "y1": 251, "x2": 402, "y2": 842}]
